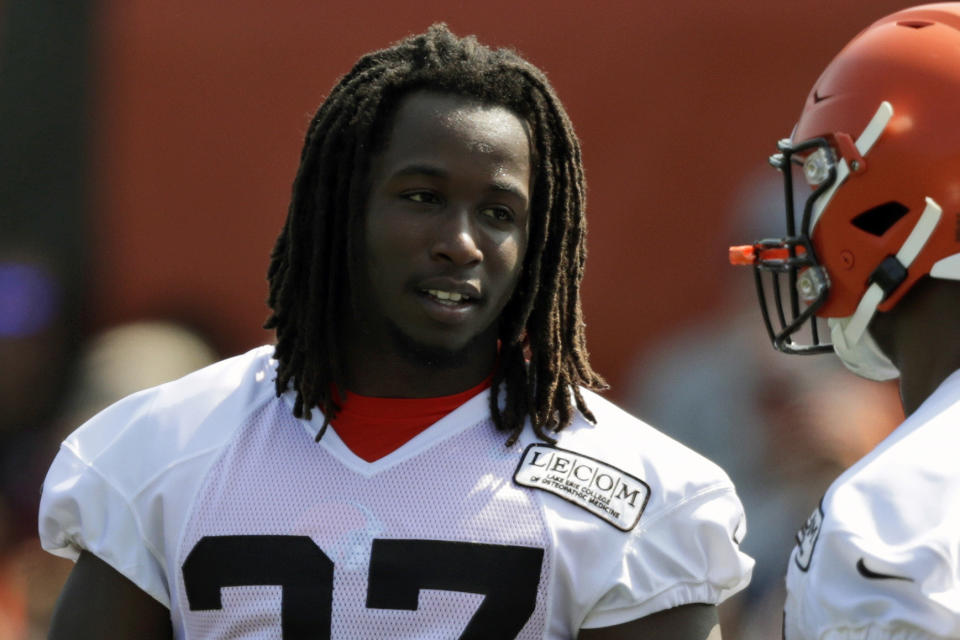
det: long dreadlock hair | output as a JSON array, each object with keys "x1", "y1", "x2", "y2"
[{"x1": 265, "y1": 24, "x2": 606, "y2": 445}]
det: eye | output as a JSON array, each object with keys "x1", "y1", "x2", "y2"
[
  {"x1": 481, "y1": 206, "x2": 515, "y2": 223},
  {"x1": 403, "y1": 191, "x2": 440, "y2": 205}
]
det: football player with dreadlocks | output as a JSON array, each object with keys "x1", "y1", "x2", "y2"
[
  {"x1": 41, "y1": 25, "x2": 752, "y2": 639},
  {"x1": 730, "y1": 4, "x2": 960, "y2": 638}
]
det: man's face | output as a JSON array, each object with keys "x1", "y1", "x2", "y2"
[{"x1": 356, "y1": 90, "x2": 531, "y2": 365}]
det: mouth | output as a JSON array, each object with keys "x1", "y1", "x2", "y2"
[
  {"x1": 414, "y1": 281, "x2": 483, "y2": 324},
  {"x1": 417, "y1": 278, "x2": 482, "y2": 305},
  {"x1": 422, "y1": 288, "x2": 475, "y2": 305}
]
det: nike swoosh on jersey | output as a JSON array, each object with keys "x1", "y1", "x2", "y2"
[{"x1": 856, "y1": 558, "x2": 914, "y2": 581}]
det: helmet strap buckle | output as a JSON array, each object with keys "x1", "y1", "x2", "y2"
[{"x1": 869, "y1": 255, "x2": 908, "y2": 299}]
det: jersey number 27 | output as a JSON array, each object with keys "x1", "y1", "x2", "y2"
[{"x1": 182, "y1": 535, "x2": 545, "y2": 639}]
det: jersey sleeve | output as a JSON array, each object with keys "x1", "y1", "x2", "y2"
[
  {"x1": 38, "y1": 347, "x2": 278, "y2": 610},
  {"x1": 579, "y1": 484, "x2": 752, "y2": 629},
  {"x1": 785, "y1": 512, "x2": 960, "y2": 640},
  {"x1": 38, "y1": 391, "x2": 174, "y2": 607}
]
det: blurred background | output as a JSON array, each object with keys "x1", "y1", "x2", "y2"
[{"x1": 1, "y1": 1, "x2": 911, "y2": 637}]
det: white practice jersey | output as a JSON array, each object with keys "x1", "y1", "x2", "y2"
[
  {"x1": 40, "y1": 346, "x2": 752, "y2": 639},
  {"x1": 784, "y1": 369, "x2": 960, "y2": 640}
]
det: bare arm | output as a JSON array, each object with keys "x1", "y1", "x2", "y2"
[
  {"x1": 48, "y1": 550, "x2": 173, "y2": 640},
  {"x1": 578, "y1": 603, "x2": 721, "y2": 640}
]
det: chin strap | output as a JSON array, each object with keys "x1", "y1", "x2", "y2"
[{"x1": 829, "y1": 317, "x2": 900, "y2": 381}]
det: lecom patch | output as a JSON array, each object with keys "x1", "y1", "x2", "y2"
[{"x1": 513, "y1": 444, "x2": 650, "y2": 531}]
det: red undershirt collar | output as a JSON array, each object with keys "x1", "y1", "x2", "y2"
[{"x1": 331, "y1": 376, "x2": 492, "y2": 462}]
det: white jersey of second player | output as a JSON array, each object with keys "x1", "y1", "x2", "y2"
[
  {"x1": 784, "y1": 368, "x2": 960, "y2": 640},
  {"x1": 39, "y1": 346, "x2": 752, "y2": 639}
]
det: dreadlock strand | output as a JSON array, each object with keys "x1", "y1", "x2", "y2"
[{"x1": 296, "y1": 80, "x2": 382, "y2": 419}]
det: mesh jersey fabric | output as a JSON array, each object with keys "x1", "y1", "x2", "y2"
[
  {"x1": 39, "y1": 346, "x2": 753, "y2": 639},
  {"x1": 784, "y1": 368, "x2": 960, "y2": 640}
]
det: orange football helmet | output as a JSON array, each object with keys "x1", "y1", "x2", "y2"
[{"x1": 731, "y1": 3, "x2": 960, "y2": 379}]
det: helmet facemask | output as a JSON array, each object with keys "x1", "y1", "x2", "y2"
[{"x1": 733, "y1": 136, "x2": 838, "y2": 355}]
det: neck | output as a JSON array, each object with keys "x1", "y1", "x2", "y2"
[
  {"x1": 895, "y1": 351, "x2": 960, "y2": 416},
  {"x1": 342, "y1": 325, "x2": 499, "y2": 398},
  {"x1": 871, "y1": 278, "x2": 960, "y2": 417},
  {"x1": 346, "y1": 350, "x2": 497, "y2": 397}
]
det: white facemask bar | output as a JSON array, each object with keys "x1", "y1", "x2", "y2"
[{"x1": 809, "y1": 101, "x2": 894, "y2": 232}]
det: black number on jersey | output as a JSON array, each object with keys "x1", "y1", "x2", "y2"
[
  {"x1": 367, "y1": 539, "x2": 543, "y2": 639},
  {"x1": 182, "y1": 535, "x2": 333, "y2": 637},
  {"x1": 182, "y1": 535, "x2": 544, "y2": 639}
]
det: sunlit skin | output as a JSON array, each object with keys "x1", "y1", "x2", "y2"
[{"x1": 344, "y1": 90, "x2": 532, "y2": 398}]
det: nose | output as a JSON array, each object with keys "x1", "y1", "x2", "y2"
[{"x1": 431, "y1": 209, "x2": 483, "y2": 266}]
